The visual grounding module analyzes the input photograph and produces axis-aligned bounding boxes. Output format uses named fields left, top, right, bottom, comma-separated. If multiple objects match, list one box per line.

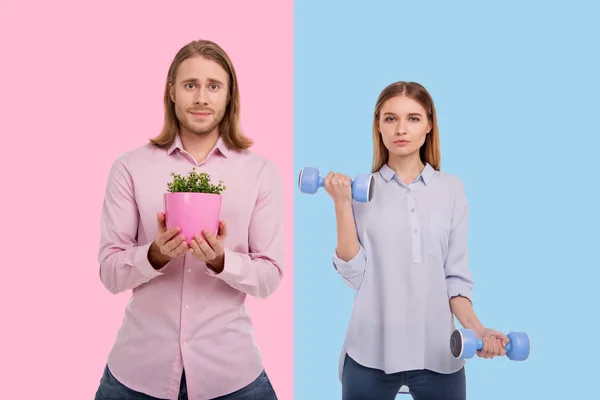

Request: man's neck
left=179, top=129, right=220, bottom=164
left=387, top=153, right=425, bottom=186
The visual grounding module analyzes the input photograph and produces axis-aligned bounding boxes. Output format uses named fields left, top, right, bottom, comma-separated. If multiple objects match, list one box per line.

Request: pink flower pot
left=163, top=192, right=223, bottom=244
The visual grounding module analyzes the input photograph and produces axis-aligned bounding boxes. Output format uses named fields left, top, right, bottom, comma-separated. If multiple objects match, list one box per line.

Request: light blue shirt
left=333, top=163, right=473, bottom=381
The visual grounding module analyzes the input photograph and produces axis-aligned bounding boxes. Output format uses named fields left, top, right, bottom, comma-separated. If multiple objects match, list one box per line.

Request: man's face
left=170, top=56, right=230, bottom=137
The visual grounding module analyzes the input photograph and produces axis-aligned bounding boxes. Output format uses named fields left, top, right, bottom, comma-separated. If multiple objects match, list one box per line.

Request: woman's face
left=378, top=95, right=431, bottom=160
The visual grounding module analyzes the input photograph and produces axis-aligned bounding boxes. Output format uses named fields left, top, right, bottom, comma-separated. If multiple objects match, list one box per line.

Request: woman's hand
left=323, top=171, right=352, bottom=206
left=473, top=326, right=510, bottom=359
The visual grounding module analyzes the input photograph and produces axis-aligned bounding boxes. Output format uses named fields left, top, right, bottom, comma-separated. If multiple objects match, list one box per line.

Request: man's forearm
left=148, top=241, right=171, bottom=270
left=449, top=295, right=483, bottom=330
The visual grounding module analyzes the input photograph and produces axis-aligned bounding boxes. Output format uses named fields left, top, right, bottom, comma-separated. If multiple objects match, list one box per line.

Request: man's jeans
left=95, top=364, right=278, bottom=400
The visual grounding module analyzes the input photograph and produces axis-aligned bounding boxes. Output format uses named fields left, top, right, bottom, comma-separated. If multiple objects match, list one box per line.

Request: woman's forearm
left=334, top=201, right=360, bottom=262
left=449, top=296, right=483, bottom=330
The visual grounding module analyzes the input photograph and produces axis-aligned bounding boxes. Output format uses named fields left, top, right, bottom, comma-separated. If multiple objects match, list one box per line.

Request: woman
left=324, top=81, right=509, bottom=400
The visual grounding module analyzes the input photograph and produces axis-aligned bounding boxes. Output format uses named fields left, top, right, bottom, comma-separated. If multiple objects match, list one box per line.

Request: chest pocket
left=428, top=213, right=450, bottom=261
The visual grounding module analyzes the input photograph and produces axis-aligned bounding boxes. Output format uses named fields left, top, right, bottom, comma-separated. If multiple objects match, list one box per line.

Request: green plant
left=166, top=168, right=226, bottom=194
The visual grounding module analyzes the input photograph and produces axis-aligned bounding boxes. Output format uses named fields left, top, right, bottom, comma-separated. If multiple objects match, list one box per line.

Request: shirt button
left=183, top=341, right=188, bottom=345
left=188, top=269, right=192, bottom=273
left=406, top=189, right=410, bottom=193
left=185, top=305, right=190, bottom=310
left=414, top=229, right=418, bottom=234
left=411, top=208, right=415, bottom=212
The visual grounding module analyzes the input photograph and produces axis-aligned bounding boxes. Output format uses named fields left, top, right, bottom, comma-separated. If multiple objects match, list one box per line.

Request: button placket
left=181, top=257, right=192, bottom=347
left=406, top=186, right=422, bottom=264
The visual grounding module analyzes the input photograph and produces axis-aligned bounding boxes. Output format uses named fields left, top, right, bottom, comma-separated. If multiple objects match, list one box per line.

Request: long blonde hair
left=371, top=81, right=440, bottom=172
left=149, top=40, right=252, bottom=151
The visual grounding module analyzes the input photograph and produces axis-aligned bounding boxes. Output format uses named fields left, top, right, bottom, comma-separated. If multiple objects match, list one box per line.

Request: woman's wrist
left=333, top=198, right=352, bottom=211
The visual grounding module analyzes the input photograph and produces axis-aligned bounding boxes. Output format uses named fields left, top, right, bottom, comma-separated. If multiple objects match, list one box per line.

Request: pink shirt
left=98, top=134, right=284, bottom=399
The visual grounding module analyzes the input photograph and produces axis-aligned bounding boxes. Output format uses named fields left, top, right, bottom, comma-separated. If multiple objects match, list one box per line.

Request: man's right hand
left=324, top=171, right=353, bottom=206
left=148, top=212, right=189, bottom=269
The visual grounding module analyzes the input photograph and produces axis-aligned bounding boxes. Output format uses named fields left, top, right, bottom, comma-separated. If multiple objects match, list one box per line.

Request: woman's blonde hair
left=149, top=40, right=252, bottom=151
left=371, top=81, right=440, bottom=172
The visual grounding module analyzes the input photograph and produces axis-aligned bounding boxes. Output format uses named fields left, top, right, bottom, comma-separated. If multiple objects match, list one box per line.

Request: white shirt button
left=188, top=269, right=192, bottom=273
left=185, top=305, right=190, bottom=310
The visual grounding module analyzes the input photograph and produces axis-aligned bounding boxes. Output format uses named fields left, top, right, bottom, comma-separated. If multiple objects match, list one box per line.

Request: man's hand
left=148, top=212, right=189, bottom=269
left=189, top=221, right=228, bottom=273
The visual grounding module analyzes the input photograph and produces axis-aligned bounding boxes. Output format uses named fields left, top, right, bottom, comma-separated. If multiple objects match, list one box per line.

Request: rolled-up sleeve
left=444, top=179, right=474, bottom=303
left=332, top=202, right=367, bottom=290
left=333, top=245, right=367, bottom=290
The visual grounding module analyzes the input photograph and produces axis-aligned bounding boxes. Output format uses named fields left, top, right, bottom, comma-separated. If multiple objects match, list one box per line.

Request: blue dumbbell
left=298, top=167, right=374, bottom=203
left=450, top=328, right=531, bottom=361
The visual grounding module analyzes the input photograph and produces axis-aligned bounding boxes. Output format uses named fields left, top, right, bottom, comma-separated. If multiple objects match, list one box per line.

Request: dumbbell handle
left=475, top=338, right=512, bottom=353
left=316, top=175, right=359, bottom=188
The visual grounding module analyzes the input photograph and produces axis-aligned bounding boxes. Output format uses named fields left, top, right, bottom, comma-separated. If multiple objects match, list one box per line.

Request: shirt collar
left=167, top=134, right=230, bottom=158
left=379, top=162, right=435, bottom=185
left=212, top=135, right=230, bottom=158
left=167, top=133, right=183, bottom=155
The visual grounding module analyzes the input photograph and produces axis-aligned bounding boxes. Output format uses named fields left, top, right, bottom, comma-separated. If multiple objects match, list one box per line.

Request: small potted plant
left=163, top=168, right=226, bottom=244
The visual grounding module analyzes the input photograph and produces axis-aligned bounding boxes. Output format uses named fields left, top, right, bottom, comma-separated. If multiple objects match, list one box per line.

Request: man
left=94, top=40, right=283, bottom=400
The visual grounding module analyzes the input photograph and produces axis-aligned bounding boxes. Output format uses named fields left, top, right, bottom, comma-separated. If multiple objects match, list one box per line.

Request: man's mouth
left=190, top=111, right=211, bottom=118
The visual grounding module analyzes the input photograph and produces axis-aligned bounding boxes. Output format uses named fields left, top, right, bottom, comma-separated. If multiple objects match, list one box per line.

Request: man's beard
left=176, top=106, right=225, bottom=136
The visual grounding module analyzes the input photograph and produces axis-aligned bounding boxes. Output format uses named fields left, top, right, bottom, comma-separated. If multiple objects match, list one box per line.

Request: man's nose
left=194, top=87, right=208, bottom=104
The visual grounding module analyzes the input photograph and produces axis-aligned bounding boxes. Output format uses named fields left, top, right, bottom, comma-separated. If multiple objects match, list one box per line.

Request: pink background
left=0, top=1, right=294, bottom=399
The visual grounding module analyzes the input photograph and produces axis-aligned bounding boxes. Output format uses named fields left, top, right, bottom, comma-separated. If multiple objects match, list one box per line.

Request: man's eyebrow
left=180, top=77, right=226, bottom=85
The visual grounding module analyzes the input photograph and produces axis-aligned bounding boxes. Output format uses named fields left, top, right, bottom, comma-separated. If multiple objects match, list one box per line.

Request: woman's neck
left=387, top=153, right=426, bottom=186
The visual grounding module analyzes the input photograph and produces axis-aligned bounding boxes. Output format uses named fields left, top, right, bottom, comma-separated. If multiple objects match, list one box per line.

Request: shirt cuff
left=205, top=248, right=244, bottom=284
left=134, top=242, right=166, bottom=280
left=448, top=287, right=473, bottom=304
left=332, top=247, right=365, bottom=273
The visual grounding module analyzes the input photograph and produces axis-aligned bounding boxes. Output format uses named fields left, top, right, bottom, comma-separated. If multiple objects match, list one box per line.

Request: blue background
left=294, top=1, right=600, bottom=398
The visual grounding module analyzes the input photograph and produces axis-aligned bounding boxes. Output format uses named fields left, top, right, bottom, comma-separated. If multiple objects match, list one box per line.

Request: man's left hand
left=189, top=221, right=228, bottom=273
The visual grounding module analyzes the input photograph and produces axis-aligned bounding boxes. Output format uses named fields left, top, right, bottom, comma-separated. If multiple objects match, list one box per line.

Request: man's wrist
left=206, top=254, right=225, bottom=274
left=148, top=241, right=171, bottom=270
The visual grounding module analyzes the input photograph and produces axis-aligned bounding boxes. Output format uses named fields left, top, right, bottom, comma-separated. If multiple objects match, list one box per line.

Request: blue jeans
left=342, top=354, right=466, bottom=400
left=95, top=364, right=278, bottom=400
